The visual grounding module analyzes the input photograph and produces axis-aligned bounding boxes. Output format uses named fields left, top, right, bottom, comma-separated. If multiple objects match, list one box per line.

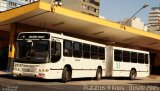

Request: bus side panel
left=105, top=46, right=113, bottom=77
left=136, top=71, right=150, bottom=77
left=112, top=62, right=131, bottom=77
left=72, top=70, right=97, bottom=78
left=111, top=48, right=150, bottom=78
left=63, top=57, right=103, bottom=78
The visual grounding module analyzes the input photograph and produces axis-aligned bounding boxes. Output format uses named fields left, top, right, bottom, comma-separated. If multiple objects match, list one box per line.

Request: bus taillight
left=38, top=73, right=45, bottom=77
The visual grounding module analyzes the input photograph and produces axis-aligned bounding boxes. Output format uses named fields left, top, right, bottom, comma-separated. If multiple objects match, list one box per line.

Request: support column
left=7, top=23, right=16, bottom=72
left=154, top=53, right=160, bottom=74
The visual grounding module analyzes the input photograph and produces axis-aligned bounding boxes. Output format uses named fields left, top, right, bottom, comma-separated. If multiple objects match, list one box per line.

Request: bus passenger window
left=51, top=42, right=61, bottom=63
left=99, top=47, right=105, bottom=60
left=131, top=52, right=137, bottom=63
left=138, top=53, right=144, bottom=64
left=114, top=50, right=122, bottom=62
left=145, top=54, right=148, bottom=64
left=63, top=40, right=72, bottom=57
left=123, top=51, right=130, bottom=62
left=83, top=44, right=90, bottom=59
left=91, top=45, right=98, bottom=59
left=73, top=42, right=82, bottom=58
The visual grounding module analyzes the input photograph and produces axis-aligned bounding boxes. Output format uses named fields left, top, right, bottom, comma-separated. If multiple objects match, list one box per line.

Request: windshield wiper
left=25, top=46, right=32, bottom=60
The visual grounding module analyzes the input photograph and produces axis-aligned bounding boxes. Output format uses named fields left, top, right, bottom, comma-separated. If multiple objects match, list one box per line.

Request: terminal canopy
left=0, top=1, right=160, bottom=51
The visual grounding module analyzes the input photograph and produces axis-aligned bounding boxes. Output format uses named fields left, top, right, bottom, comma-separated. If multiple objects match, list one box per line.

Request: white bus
left=105, top=46, right=150, bottom=80
left=13, top=32, right=150, bottom=82
left=13, top=32, right=106, bottom=82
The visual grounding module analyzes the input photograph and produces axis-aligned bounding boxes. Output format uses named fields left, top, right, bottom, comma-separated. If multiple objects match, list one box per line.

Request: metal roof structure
left=1, top=1, right=160, bottom=51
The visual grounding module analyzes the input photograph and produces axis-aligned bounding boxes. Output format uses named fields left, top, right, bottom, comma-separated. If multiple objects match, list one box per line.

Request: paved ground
left=0, top=71, right=160, bottom=91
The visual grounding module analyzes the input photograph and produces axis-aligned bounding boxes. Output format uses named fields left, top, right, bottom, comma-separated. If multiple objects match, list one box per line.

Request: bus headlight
left=39, top=69, right=41, bottom=72
left=14, top=64, right=18, bottom=67
left=38, top=69, right=49, bottom=72
left=19, top=64, right=23, bottom=67
left=14, top=64, right=23, bottom=67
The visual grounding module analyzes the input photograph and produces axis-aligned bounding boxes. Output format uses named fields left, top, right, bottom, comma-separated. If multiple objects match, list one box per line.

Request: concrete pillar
left=154, top=53, right=160, bottom=74
left=7, top=23, right=16, bottom=72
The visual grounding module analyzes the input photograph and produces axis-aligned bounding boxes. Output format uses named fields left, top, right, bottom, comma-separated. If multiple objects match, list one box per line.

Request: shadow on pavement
left=103, top=77, right=142, bottom=80
left=130, top=83, right=160, bottom=87
left=0, top=74, right=142, bottom=83
left=0, top=74, right=61, bottom=82
left=0, top=74, right=93, bottom=83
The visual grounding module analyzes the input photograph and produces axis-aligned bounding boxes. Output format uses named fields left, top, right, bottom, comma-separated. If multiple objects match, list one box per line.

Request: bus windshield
left=32, top=40, right=49, bottom=52
left=15, top=40, right=50, bottom=63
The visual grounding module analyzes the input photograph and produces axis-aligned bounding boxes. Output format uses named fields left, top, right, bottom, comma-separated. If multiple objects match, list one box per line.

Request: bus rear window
left=145, top=54, right=149, bottom=64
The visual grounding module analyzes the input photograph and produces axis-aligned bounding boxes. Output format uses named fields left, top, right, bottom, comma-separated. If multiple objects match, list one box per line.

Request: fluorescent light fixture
left=52, top=22, right=65, bottom=27
left=53, top=0, right=62, bottom=6
left=93, top=31, right=104, bottom=35
left=123, top=38, right=134, bottom=41
left=148, top=42, right=158, bottom=45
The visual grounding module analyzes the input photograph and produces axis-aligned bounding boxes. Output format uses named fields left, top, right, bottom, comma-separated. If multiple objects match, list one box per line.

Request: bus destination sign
left=18, top=33, right=50, bottom=39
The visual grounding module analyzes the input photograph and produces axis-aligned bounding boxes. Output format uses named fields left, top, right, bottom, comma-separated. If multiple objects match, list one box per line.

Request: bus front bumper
left=12, top=70, right=48, bottom=79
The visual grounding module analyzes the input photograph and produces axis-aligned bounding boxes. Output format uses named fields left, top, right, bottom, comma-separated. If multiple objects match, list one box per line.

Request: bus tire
left=96, top=68, right=102, bottom=80
left=129, top=69, right=136, bottom=80
left=62, top=67, right=71, bottom=83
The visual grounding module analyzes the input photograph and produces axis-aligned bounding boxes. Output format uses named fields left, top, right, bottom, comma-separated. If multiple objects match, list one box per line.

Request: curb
left=147, top=75, right=160, bottom=80
left=0, top=71, right=11, bottom=75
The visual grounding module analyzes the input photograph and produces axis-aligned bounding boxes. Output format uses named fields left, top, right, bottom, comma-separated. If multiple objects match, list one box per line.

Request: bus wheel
left=96, top=68, right=102, bottom=80
left=129, top=69, right=136, bottom=80
left=62, top=67, right=71, bottom=83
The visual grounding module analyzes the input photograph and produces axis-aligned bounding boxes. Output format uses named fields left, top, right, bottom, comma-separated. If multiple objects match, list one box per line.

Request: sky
left=100, top=0, right=159, bottom=24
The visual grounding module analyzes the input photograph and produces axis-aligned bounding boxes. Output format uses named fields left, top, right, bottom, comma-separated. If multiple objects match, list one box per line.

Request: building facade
left=0, top=0, right=37, bottom=12
left=148, top=7, right=160, bottom=33
left=118, top=17, right=145, bottom=30
left=63, top=0, right=100, bottom=17
left=1, top=0, right=100, bottom=17
left=44, top=0, right=100, bottom=17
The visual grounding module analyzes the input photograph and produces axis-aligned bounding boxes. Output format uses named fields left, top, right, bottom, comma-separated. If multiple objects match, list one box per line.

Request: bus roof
left=113, top=46, right=149, bottom=53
